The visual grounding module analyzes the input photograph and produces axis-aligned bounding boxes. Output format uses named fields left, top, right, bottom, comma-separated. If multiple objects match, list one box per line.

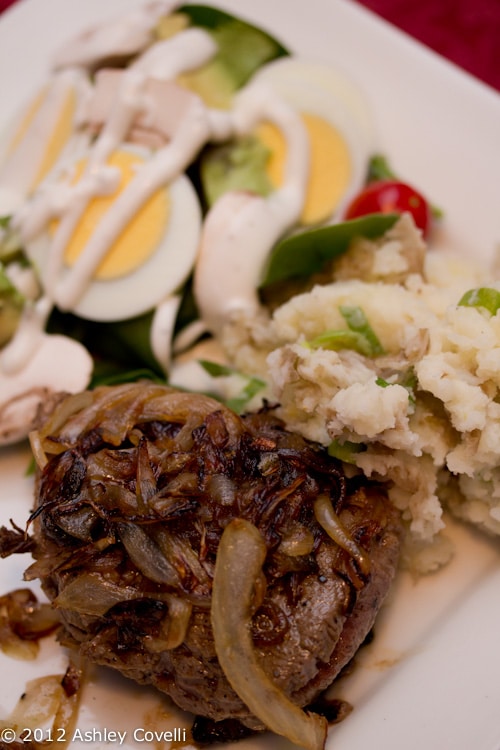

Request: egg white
left=26, top=146, right=202, bottom=323
left=0, top=70, right=90, bottom=215
left=253, top=57, right=375, bottom=218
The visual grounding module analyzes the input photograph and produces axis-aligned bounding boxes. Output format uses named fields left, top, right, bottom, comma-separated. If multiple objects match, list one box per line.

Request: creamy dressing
left=194, top=81, right=310, bottom=332
left=52, top=1, right=180, bottom=70
left=0, top=69, right=90, bottom=214
left=1, top=8, right=312, bottom=388
left=2, top=27, right=219, bottom=374
left=150, top=293, right=182, bottom=372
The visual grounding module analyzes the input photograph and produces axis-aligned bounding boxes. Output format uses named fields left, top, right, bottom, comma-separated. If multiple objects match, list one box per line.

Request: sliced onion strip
left=54, top=573, right=140, bottom=616
left=29, top=429, right=49, bottom=470
left=314, top=494, right=371, bottom=578
left=145, top=595, right=192, bottom=652
left=2, top=665, right=82, bottom=749
left=211, top=518, right=327, bottom=750
left=117, top=522, right=181, bottom=587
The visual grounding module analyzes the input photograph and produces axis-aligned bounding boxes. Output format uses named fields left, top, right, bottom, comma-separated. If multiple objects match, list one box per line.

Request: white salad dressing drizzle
left=193, top=81, right=310, bottom=333
left=150, top=294, right=182, bottom=372
left=0, top=69, right=90, bottom=215
left=52, top=32, right=219, bottom=312
left=52, top=1, right=181, bottom=70
left=1, top=28, right=219, bottom=375
left=1, top=10, right=313, bottom=382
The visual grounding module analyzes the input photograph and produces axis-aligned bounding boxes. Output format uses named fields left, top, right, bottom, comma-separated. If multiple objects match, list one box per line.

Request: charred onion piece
left=0, top=588, right=60, bottom=660
left=53, top=573, right=140, bottom=616
left=3, top=663, right=83, bottom=748
left=211, top=518, right=328, bottom=750
left=314, top=494, right=371, bottom=579
left=145, top=595, right=193, bottom=652
left=117, top=522, right=182, bottom=587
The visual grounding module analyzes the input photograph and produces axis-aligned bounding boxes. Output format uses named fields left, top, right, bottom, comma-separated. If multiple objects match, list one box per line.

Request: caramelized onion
left=145, top=595, right=192, bottom=652
left=54, top=573, right=140, bottom=616
left=205, top=474, right=236, bottom=506
left=29, top=390, right=94, bottom=467
left=279, top=523, right=315, bottom=557
left=314, top=494, right=371, bottom=578
left=16, top=383, right=383, bottom=738
left=0, top=663, right=82, bottom=748
left=211, top=518, right=327, bottom=750
left=117, top=522, right=181, bottom=587
left=154, top=527, right=211, bottom=594
left=0, top=589, right=60, bottom=660
left=29, top=428, right=49, bottom=471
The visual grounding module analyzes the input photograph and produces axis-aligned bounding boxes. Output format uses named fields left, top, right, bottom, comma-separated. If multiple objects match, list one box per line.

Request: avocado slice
left=0, top=265, right=24, bottom=348
left=200, top=135, right=274, bottom=207
left=157, top=5, right=289, bottom=108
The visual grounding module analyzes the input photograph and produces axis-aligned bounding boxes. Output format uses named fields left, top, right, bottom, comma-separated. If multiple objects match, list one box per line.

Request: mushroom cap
left=0, top=333, right=93, bottom=445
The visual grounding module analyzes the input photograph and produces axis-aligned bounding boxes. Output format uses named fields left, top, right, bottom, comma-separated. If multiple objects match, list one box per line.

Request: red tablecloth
left=356, top=0, right=500, bottom=92
left=0, top=0, right=499, bottom=92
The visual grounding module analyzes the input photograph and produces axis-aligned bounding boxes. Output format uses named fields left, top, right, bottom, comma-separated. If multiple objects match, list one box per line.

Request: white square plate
left=1, top=2, right=500, bottom=748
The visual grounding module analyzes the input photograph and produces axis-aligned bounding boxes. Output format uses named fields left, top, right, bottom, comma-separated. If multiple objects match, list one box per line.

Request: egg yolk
left=8, top=85, right=77, bottom=191
left=7, top=88, right=47, bottom=153
left=62, top=150, right=170, bottom=280
left=255, top=113, right=352, bottom=225
left=34, top=89, right=77, bottom=189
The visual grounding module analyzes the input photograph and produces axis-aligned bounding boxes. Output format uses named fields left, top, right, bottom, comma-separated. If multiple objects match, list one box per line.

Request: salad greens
left=260, top=213, right=399, bottom=287
left=0, top=1, right=413, bottom=432
left=327, top=438, right=366, bottom=464
left=157, top=5, right=289, bottom=108
left=0, top=215, right=23, bottom=264
left=0, top=265, right=24, bottom=347
left=179, top=4, right=289, bottom=86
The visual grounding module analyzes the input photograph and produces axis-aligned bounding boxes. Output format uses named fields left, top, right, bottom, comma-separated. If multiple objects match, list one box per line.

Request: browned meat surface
left=19, top=383, right=403, bottom=732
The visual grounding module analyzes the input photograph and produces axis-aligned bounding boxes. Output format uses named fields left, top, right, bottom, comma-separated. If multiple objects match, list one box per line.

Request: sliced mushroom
left=0, top=333, right=93, bottom=445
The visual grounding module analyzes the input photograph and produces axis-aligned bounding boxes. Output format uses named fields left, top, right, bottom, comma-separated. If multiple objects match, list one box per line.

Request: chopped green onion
left=400, top=368, right=418, bottom=405
left=226, top=377, right=266, bottom=414
left=307, top=329, right=375, bottom=357
left=339, top=305, right=384, bottom=355
left=376, top=369, right=417, bottom=405
left=199, top=360, right=266, bottom=414
left=307, top=305, right=384, bottom=357
left=328, top=439, right=366, bottom=464
left=198, top=360, right=234, bottom=377
left=458, top=287, right=500, bottom=316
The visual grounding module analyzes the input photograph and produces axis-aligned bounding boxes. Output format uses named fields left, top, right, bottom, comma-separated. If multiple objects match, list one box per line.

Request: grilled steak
left=21, top=383, right=403, bottom=733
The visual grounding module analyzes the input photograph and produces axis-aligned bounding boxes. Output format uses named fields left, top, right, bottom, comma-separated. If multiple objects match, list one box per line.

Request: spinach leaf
left=260, top=213, right=399, bottom=287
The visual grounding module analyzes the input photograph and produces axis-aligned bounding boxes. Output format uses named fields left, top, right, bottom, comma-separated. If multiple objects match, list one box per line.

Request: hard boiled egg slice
left=251, top=57, right=375, bottom=224
left=0, top=70, right=89, bottom=214
left=26, top=144, right=201, bottom=322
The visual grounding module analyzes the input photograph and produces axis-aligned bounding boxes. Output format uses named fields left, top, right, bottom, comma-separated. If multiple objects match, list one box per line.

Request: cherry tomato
left=344, top=180, right=432, bottom=237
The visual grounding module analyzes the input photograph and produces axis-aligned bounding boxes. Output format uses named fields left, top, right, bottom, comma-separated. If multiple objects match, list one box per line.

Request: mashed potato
left=221, top=215, right=500, bottom=571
